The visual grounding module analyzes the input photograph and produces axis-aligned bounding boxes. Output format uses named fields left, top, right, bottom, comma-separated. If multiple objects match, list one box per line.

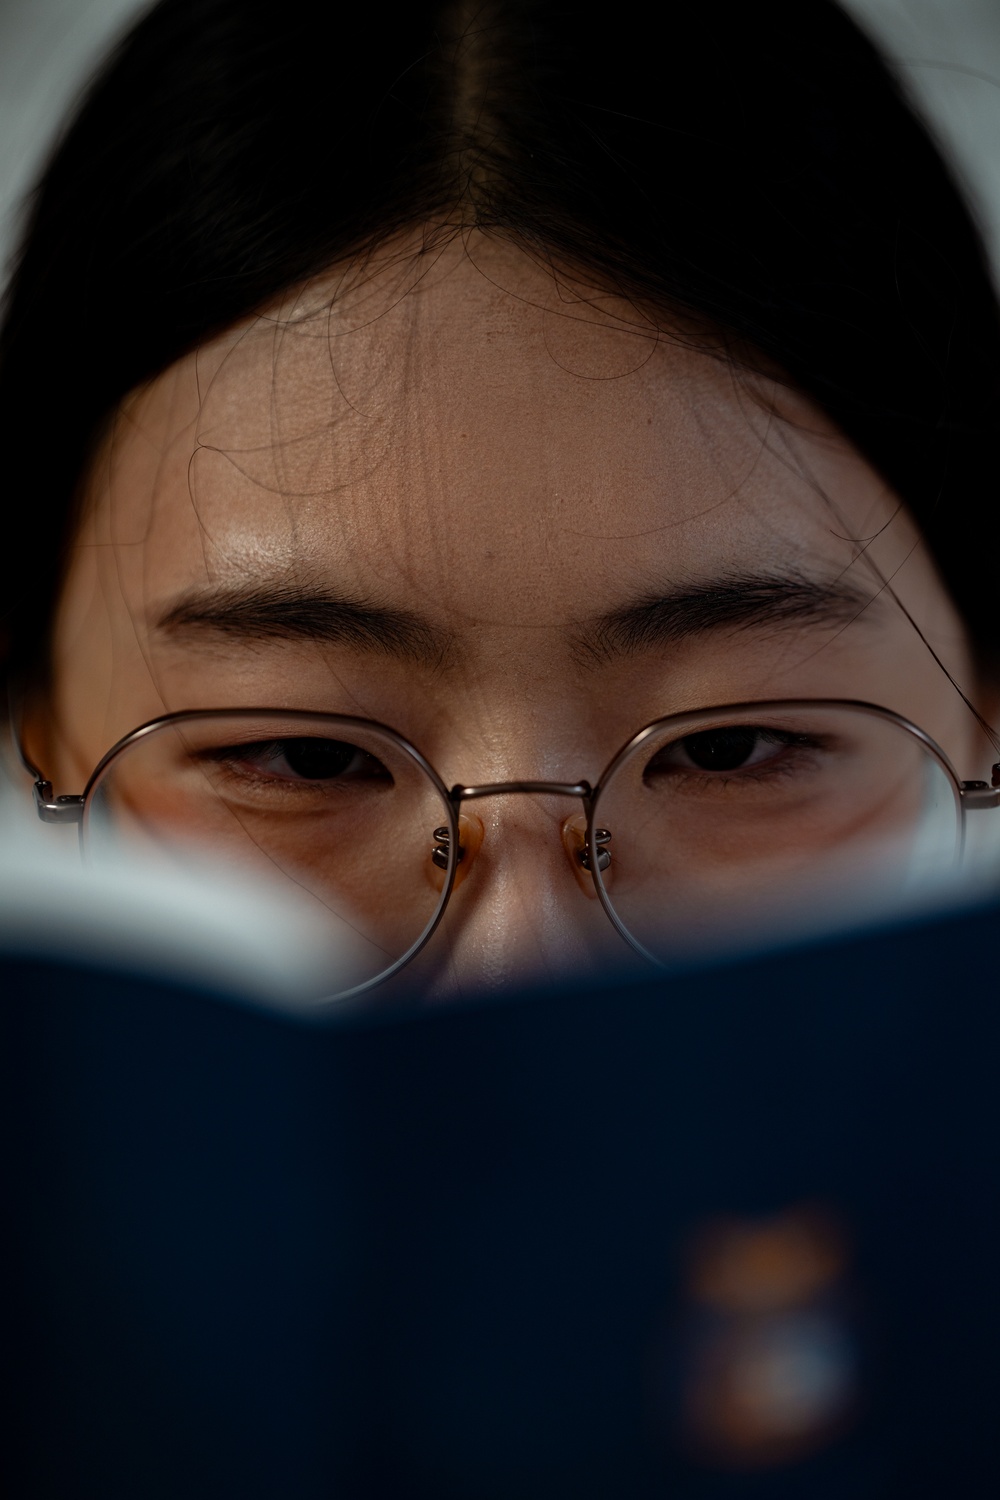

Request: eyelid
left=657, top=725, right=813, bottom=754
left=643, top=725, right=826, bottom=782
left=205, top=737, right=392, bottom=782
left=195, top=735, right=356, bottom=758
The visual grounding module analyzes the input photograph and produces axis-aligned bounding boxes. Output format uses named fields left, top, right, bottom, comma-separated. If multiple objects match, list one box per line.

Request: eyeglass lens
left=83, top=705, right=962, bottom=996
left=85, top=714, right=456, bottom=996
left=590, top=704, right=961, bottom=962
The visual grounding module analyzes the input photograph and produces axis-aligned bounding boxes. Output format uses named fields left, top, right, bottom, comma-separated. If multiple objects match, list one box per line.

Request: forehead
left=91, top=232, right=900, bottom=618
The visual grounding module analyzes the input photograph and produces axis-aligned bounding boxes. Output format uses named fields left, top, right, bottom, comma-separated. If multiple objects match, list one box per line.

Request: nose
left=406, top=791, right=644, bottom=1001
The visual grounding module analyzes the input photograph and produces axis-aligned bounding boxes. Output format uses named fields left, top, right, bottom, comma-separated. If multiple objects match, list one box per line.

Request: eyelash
left=193, top=738, right=390, bottom=791
left=644, top=730, right=828, bottom=795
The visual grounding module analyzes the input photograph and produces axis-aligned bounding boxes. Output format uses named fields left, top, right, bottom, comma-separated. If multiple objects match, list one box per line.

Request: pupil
left=281, top=738, right=354, bottom=779
left=682, top=727, right=759, bottom=771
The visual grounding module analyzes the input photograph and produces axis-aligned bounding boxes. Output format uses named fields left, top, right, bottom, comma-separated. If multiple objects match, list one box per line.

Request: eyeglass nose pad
left=429, top=813, right=484, bottom=891
left=561, top=814, right=611, bottom=899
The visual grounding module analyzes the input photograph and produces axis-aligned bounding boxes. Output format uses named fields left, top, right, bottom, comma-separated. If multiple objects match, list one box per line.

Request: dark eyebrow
left=156, top=582, right=454, bottom=666
left=575, top=571, right=879, bottom=664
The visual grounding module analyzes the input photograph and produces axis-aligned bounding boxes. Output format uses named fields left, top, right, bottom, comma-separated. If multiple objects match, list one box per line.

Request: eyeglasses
left=25, top=698, right=1000, bottom=1001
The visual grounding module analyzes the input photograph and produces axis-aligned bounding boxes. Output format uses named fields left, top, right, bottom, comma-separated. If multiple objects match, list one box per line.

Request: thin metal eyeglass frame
left=20, top=698, right=1000, bottom=999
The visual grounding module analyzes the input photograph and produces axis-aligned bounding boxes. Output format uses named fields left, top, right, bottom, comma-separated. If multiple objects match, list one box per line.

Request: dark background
left=0, top=1, right=997, bottom=292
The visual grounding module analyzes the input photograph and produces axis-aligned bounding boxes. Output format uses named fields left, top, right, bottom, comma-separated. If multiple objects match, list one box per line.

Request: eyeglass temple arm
left=25, top=758, right=1000, bottom=823
left=959, top=780, right=1000, bottom=810
left=33, top=782, right=85, bottom=824
left=3, top=679, right=86, bottom=824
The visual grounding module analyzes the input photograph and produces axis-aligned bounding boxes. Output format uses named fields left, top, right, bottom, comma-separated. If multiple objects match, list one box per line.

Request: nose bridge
left=415, top=780, right=627, bottom=999
left=447, top=779, right=595, bottom=899
left=445, top=780, right=594, bottom=873
left=446, top=781, right=593, bottom=895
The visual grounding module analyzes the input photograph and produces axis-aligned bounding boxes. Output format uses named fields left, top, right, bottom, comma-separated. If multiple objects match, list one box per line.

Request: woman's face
left=28, top=233, right=996, bottom=995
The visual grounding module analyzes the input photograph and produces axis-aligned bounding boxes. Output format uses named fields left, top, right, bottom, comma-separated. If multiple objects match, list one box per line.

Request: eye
left=206, top=737, right=392, bottom=784
left=645, top=725, right=807, bottom=779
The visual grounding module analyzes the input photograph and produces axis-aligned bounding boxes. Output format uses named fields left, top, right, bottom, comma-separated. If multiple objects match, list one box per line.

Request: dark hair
left=2, top=0, right=999, bottom=683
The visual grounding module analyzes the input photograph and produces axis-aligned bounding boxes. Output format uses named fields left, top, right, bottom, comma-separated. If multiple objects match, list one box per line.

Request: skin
left=24, top=230, right=1000, bottom=997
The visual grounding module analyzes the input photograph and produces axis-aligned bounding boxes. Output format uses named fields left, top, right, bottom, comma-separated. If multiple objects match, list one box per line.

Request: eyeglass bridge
left=431, top=821, right=611, bottom=871
left=429, top=780, right=611, bottom=873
